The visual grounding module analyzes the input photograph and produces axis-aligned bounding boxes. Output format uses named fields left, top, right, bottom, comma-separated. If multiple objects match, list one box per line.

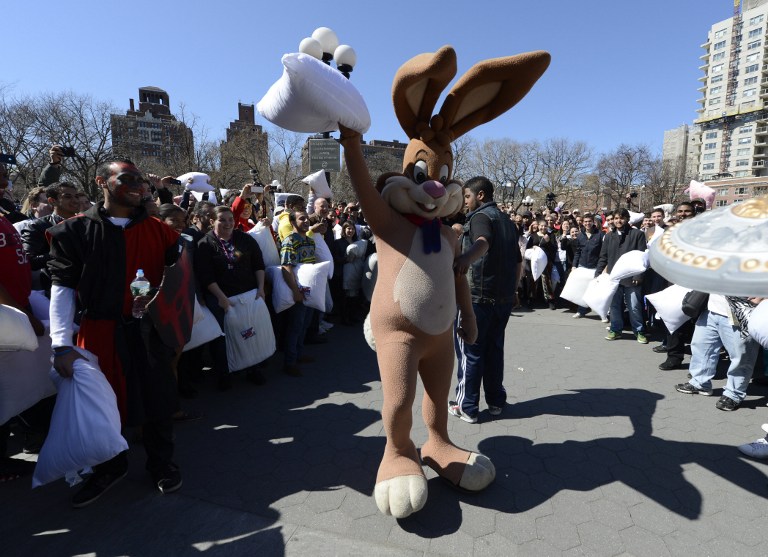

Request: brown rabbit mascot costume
left=339, top=46, right=550, bottom=518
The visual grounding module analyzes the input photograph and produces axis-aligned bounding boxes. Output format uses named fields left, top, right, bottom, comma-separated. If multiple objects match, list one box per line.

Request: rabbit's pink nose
left=423, top=180, right=446, bottom=199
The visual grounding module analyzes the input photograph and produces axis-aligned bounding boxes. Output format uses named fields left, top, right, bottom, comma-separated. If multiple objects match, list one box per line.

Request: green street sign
left=309, top=138, right=341, bottom=172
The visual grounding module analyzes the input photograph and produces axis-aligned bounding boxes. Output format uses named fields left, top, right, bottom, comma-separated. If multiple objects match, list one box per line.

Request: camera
left=60, top=146, right=76, bottom=157
left=167, top=178, right=182, bottom=186
left=0, top=153, right=17, bottom=165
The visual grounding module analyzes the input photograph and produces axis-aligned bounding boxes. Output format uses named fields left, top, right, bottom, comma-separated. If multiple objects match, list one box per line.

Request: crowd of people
left=1, top=145, right=766, bottom=510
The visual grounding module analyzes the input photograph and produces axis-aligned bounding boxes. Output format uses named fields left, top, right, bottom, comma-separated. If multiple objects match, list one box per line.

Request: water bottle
left=130, top=269, right=151, bottom=318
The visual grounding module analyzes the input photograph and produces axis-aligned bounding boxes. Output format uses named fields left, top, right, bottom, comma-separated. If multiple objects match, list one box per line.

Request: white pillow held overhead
left=257, top=52, right=371, bottom=134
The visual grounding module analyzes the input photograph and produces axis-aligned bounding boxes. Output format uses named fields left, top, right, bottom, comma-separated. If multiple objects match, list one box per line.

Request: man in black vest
left=450, top=177, right=522, bottom=424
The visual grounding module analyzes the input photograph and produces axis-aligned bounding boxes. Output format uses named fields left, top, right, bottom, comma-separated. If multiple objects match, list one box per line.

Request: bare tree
left=464, top=138, right=545, bottom=211
left=537, top=138, right=593, bottom=211
left=595, top=144, right=657, bottom=211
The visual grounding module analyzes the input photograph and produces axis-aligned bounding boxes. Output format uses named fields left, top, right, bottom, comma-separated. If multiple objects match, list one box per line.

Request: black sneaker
left=153, top=463, right=182, bottom=494
left=72, top=469, right=128, bottom=508
left=659, top=359, right=683, bottom=371
left=652, top=345, right=668, bottom=353
left=716, top=395, right=740, bottom=412
left=675, top=382, right=713, bottom=396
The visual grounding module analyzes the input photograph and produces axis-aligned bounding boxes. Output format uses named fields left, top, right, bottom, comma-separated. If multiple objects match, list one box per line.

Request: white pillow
left=257, top=52, right=371, bottom=134
left=0, top=305, right=38, bottom=352
left=525, top=246, right=548, bottom=282
left=312, top=233, right=335, bottom=280
left=33, top=349, right=128, bottom=488
left=749, top=301, right=768, bottom=350
left=296, top=261, right=331, bottom=312
left=646, top=285, right=691, bottom=335
left=177, top=172, right=215, bottom=193
left=29, top=290, right=50, bottom=321
left=346, top=239, right=368, bottom=259
left=248, top=222, right=281, bottom=268
left=303, top=170, right=332, bottom=199
left=559, top=267, right=594, bottom=307
left=267, top=266, right=295, bottom=314
left=582, top=274, right=619, bottom=321
left=629, top=211, right=645, bottom=226
left=362, top=252, right=378, bottom=302
left=610, top=250, right=649, bottom=281
left=0, top=327, right=57, bottom=425
left=183, top=304, right=224, bottom=352
left=267, top=262, right=331, bottom=313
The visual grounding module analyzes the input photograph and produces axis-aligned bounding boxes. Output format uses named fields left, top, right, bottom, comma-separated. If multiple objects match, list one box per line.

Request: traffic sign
left=309, top=138, right=341, bottom=172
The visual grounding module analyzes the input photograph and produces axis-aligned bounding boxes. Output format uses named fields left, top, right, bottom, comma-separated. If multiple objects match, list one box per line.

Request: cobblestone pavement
left=3, top=307, right=768, bottom=556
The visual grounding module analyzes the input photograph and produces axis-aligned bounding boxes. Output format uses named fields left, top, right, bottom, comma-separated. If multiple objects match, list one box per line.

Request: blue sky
left=4, top=0, right=732, bottom=156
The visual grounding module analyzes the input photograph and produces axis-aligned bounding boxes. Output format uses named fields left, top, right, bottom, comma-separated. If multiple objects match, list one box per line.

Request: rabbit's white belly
left=393, top=234, right=456, bottom=334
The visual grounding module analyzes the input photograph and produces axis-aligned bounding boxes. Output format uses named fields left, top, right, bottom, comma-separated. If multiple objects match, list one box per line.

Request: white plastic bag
left=582, top=274, right=619, bottom=321
left=33, top=349, right=128, bottom=488
left=247, top=222, right=280, bottom=268
left=559, top=267, right=594, bottom=307
left=749, top=301, right=768, bottom=349
left=646, top=284, right=692, bottom=335
left=0, top=305, right=38, bottom=352
left=183, top=303, right=224, bottom=352
left=0, top=327, right=57, bottom=425
left=222, top=290, right=276, bottom=372
left=610, top=250, right=649, bottom=282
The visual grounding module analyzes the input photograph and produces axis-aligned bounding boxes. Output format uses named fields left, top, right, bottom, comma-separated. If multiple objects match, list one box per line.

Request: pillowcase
left=582, top=274, right=619, bottom=321
left=303, top=169, right=332, bottom=199
left=257, top=52, right=371, bottom=134
left=267, top=262, right=331, bottom=313
left=559, top=267, right=594, bottom=307
left=0, top=305, right=38, bottom=352
left=248, top=222, right=281, bottom=268
left=646, top=285, right=691, bottom=334
left=33, top=349, right=128, bottom=488
left=177, top=172, right=215, bottom=193
left=749, top=301, right=768, bottom=349
left=610, top=250, right=649, bottom=281
left=524, top=246, right=548, bottom=281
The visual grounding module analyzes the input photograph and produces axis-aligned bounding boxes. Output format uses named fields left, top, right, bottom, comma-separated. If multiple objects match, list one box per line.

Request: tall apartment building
left=662, top=124, right=700, bottom=186
left=220, top=102, right=269, bottom=187
left=111, top=86, right=193, bottom=168
left=695, top=0, right=768, bottom=182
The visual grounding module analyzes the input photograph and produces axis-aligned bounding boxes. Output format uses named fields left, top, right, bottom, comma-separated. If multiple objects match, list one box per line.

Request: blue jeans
left=454, top=302, right=513, bottom=418
left=688, top=311, right=759, bottom=402
left=283, top=303, right=313, bottom=366
left=609, top=284, right=644, bottom=335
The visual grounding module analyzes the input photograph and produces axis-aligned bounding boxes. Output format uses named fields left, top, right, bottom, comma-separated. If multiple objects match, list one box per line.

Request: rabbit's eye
left=413, top=161, right=429, bottom=184
left=439, top=165, right=449, bottom=184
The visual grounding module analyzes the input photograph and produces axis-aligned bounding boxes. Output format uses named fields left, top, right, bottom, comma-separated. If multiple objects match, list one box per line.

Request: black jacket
left=595, top=226, right=647, bottom=286
left=572, top=227, right=605, bottom=270
left=21, top=213, right=66, bottom=271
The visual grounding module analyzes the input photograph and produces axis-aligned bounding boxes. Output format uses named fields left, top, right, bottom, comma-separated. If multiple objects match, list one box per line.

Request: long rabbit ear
left=392, top=45, right=457, bottom=140
left=439, top=50, right=551, bottom=141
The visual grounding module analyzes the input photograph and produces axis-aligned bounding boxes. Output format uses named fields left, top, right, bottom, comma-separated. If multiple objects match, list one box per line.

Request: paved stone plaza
left=3, top=307, right=768, bottom=556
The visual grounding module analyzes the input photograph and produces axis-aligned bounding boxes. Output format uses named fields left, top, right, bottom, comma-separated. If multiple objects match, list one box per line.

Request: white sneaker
left=320, top=320, right=334, bottom=330
left=601, top=317, right=609, bottom=323
left=448, top=401, right=477, bottom=424
left=572, top=313, right=584, bottom=319
left=738, top=437, right=768, bottom=459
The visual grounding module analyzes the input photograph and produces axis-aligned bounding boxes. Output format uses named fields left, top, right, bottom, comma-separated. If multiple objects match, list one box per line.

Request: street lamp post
left=299, top=27, right=357, bottom=191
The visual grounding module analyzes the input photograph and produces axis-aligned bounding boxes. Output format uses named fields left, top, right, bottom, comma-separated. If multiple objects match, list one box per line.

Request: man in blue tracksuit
left=450, top=176, right=522, bottom=424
